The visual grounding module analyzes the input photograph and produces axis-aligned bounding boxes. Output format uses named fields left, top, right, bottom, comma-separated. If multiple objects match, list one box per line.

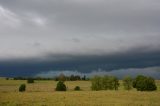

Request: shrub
left=133, top=75, right=157, bottom=91
left=74, top=86, right=81, bottom=91
left=27, top=78, right=34, bottom=83
left=19, top=84, right=26, bottom=92
left=123, top=76, right=133, bottom=90
left=55, top=81, right=67, bottom=91
left=6, top=77, right=9, bottom=80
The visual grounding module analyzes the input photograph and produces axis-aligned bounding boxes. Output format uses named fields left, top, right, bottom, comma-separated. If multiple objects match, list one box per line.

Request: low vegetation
left=19, top=84, right=26, bottom=92
left=55, top=81, right=67, bottom=91
left=133, top=75, right=157, bottom=91
left=123, top=76, right=133, bottom=90
left=74, top=86, right=81, bottom=91
left=0, top=75, right=159, bottom=106
left=91, top=75, right=119, bottom=91
left=27, top=78, right=34, bottom=83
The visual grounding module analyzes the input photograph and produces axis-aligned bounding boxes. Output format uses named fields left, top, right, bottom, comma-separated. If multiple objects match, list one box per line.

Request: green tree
left=133, top=75, right=157, bottom=91
left=91, top=76, right=102, bottom=91
left=112, top=76, right=119, bottom=90
left=101, top=75, right=110, bottom=90
left=55, top=81, right=67, bottom=91
left=82, top=75, right=86, bottom=80
left=91, top=75, right=119, bottom=91
left=123, top=76, right=133, bottom=90
left=133, top=75, right=145, bottom=88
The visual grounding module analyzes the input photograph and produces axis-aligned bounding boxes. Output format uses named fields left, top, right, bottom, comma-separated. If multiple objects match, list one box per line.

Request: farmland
left=0, top=79, right=160, bottom=106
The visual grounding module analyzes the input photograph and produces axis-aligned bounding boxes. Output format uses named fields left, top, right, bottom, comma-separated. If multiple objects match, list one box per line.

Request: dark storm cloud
left=0, top=47, right=160, bottom=77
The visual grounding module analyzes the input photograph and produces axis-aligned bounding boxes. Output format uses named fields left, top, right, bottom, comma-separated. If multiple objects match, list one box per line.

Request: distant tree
left=91, top=76, right=102, bottom=91
left=112, top=76, right=119, bottom=90
left=123, top=76, right=133, bottom=90
left=54, top=77, right=59, bottom=81
left=70, top=75, right=75, bottom=81
left=82, top=75, right=86, bottom=80
left=14, top=77, right=26, bottom=80
left=69, top=75, right=81, bottom=81
left=101, top=75, right=110, bottom=90
left=75, top=75, right=81, bottom=80
left=74, top=86, right=81, bottom=91
left=19, top=84, right=26, bottom=92
left=6, top=77, right=9, bottom=80
left=133, top=75, right=157, bottom=91
left=55, top=81, right=67, bottom=91
left=58, top=73, right=66, bottom=81
left=27, top=78, right=34, bottom=83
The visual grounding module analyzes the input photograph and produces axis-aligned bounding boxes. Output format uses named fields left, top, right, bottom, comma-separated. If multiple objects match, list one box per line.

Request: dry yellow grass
left=0, top=79, right=160, bottom=106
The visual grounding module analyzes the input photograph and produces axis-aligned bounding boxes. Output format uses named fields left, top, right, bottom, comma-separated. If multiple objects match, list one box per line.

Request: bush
left=27, top=78, right=34, bottom=83
left=74, top=86, right=81, bottom=91
left=123, top=76, right=133, bottom=90
left=6, top=77, right=9, bottom=80
left=55, top=81, right=67, bottom=91
left=133, top=75, right=157, bottom=91
left=19, top=84, right=26, bottom=92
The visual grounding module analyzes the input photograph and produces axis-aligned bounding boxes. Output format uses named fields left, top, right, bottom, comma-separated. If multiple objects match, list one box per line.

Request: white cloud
left=32, top=17, right=46, bottom=26
left=25, top=13, right=47, bottom=27
left=0, top=5, right=21, bottom=28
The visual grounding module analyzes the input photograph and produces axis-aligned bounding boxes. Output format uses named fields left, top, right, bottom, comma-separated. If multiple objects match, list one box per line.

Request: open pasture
left=0, top=79, right=160, bottom=106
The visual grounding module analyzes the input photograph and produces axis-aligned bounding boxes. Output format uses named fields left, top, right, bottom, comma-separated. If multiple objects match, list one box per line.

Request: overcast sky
left=0, top=0, right=160, bottom=77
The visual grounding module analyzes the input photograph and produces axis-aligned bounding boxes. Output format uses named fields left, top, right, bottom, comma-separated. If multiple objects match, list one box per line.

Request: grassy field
left=0, top=79, right=160, bottom=106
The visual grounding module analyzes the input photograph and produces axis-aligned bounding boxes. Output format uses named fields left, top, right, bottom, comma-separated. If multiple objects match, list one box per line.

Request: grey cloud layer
left=0, top=0, right=160, bottom=60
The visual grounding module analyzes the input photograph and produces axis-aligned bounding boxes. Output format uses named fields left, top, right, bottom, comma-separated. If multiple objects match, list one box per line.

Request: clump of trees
left=55, top=81, right=67, bottom=91
left=27, top=78, right=34, bottom=83
left=55, top=74, right=87, bottom=81
left=14, top=77, right=54, bottom=80
left=91, top=75, right=157, bottom=91
left=70, top=75, right=81, bottom=81
left=19, top=84, right=26, bottom=92
left=133, top=75, right=157, bottom=91
left=13, top=74, right=88, bottom=81
left=91, top=75, right=119, bottom=91
left=123, top=76, right=133, bottom=90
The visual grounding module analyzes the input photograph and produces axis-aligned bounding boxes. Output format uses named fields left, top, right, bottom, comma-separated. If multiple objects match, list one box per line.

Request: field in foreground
left=0, top=79, right=160, bottom=106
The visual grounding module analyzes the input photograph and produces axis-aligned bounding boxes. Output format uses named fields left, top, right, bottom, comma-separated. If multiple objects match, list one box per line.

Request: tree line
left=91, top=75, right=157, bottom=91
left=18, top=75, right=157, bottom=92
left=13, top=74, right=87, bottom=81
